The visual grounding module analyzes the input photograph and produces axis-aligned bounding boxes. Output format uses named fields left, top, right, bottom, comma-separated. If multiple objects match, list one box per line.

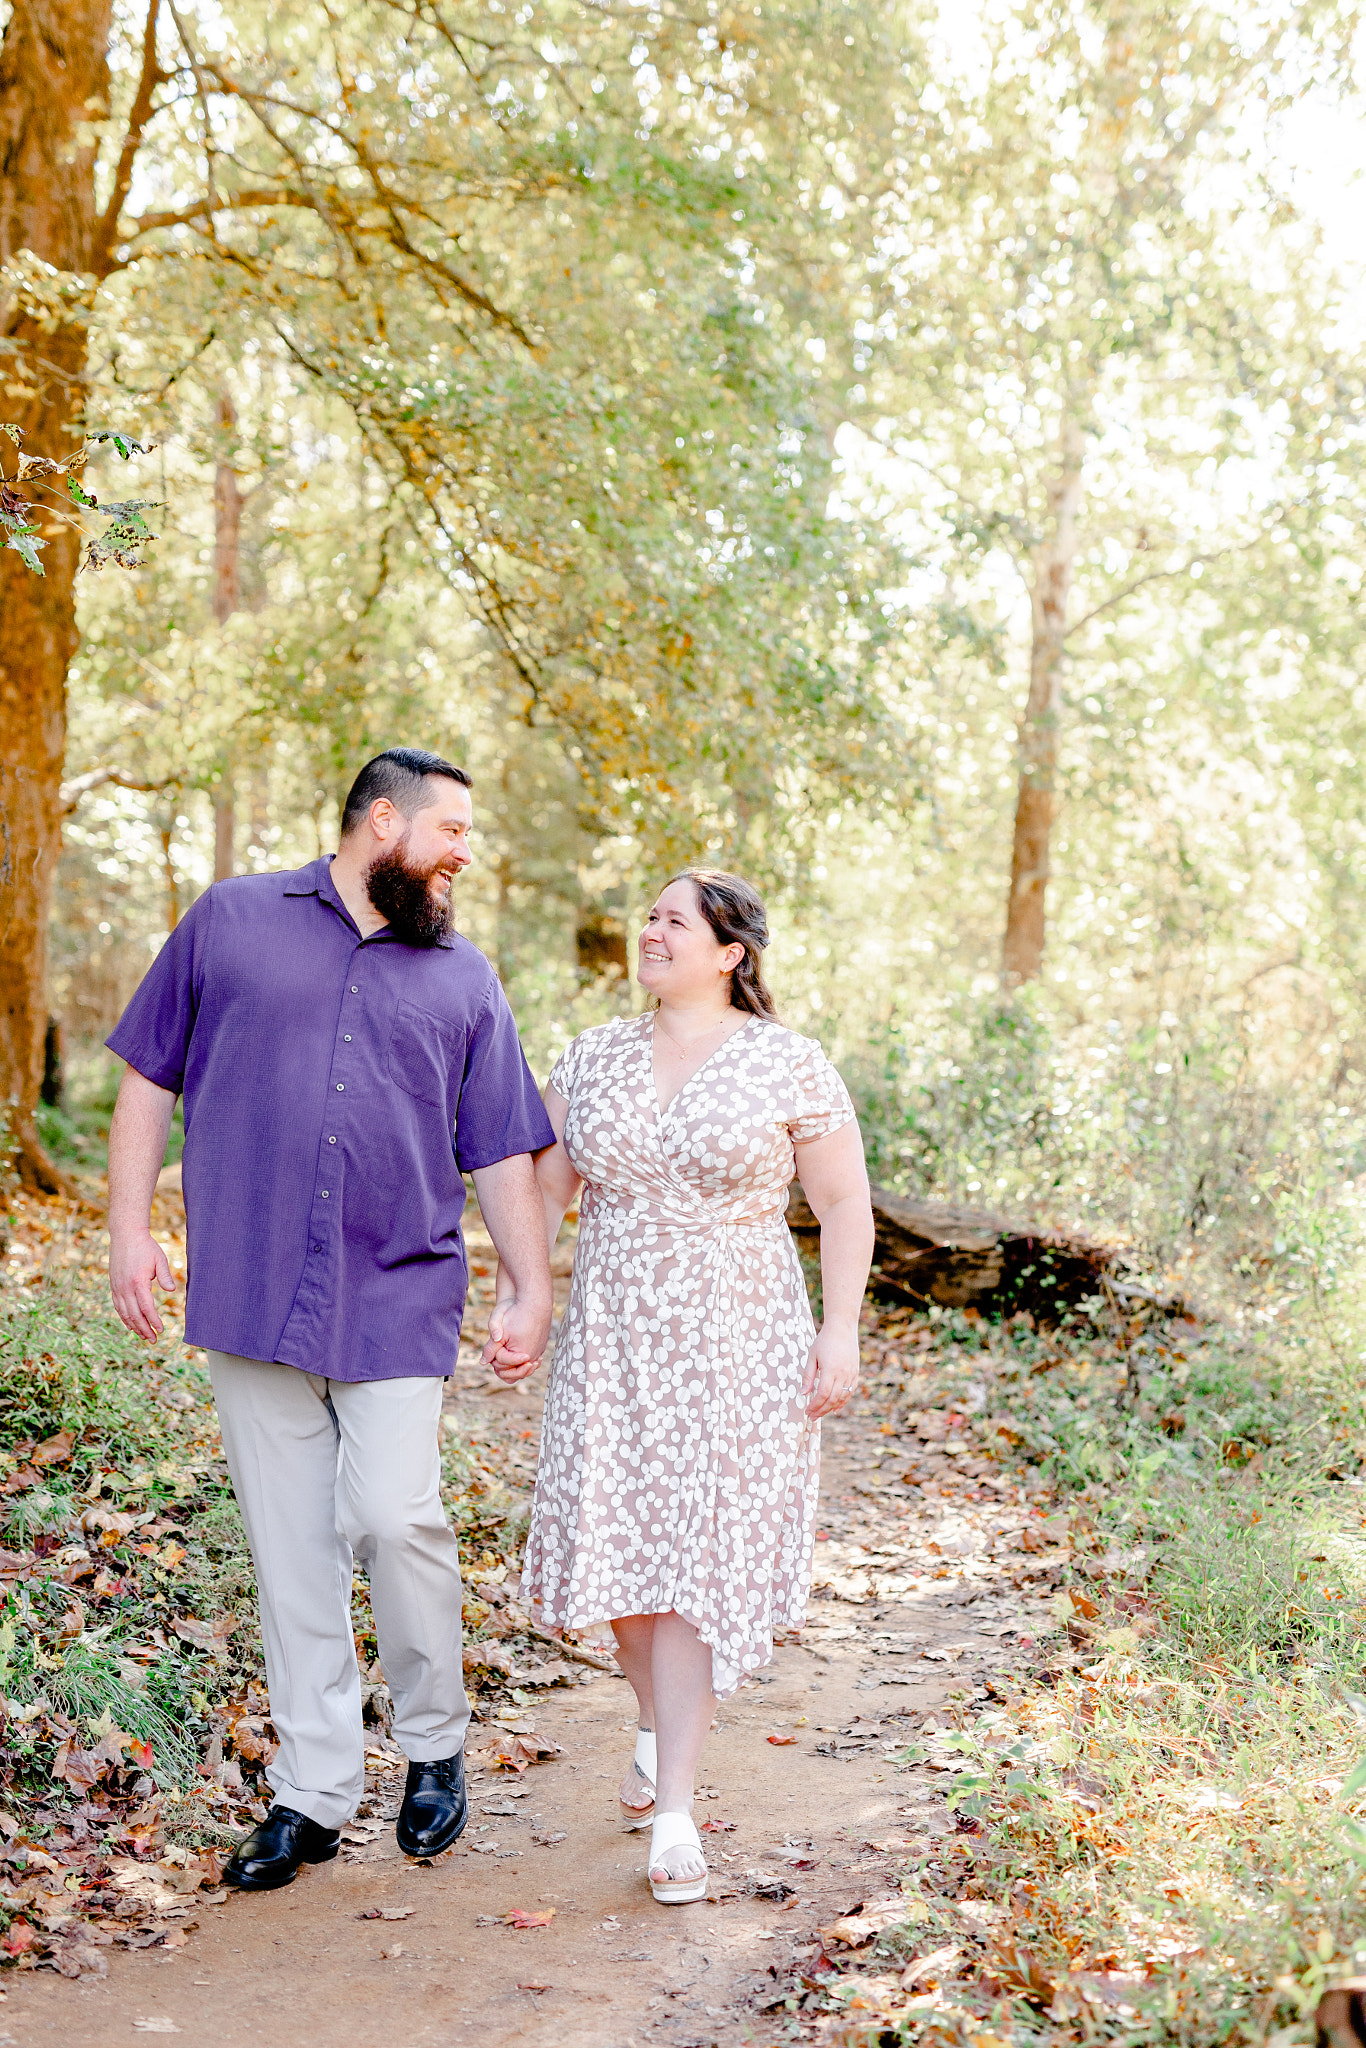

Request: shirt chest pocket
left=386, top=999, right=465, bottom=1110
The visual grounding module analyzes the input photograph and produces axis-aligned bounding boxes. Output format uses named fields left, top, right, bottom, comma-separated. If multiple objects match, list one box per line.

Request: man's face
left=363, top=778, right=474, bottom=946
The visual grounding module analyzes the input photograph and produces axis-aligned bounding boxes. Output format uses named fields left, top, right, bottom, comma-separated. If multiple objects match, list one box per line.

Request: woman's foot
left=648, top=1812, right=708, bottom=1904
left=619, top=1727, right=656, bottom=1830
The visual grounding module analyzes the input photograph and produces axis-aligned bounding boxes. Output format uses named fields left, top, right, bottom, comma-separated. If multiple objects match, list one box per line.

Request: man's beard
left=363, top=837, right=455, bottom=947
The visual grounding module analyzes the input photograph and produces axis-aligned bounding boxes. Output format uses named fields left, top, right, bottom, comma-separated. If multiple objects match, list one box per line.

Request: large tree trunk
left=1001, top=413, right=1085, bottom=988
left=0, top=0, right=113, bottom=1191
left=212, top=392, right=242, bottom=881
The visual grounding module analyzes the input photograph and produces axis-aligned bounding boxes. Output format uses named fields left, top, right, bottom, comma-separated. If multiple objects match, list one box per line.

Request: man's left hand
left=482, top=1295, right=553, bottom=1383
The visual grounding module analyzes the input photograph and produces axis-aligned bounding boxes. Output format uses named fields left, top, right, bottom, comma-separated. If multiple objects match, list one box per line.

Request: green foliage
left=848, top=988, right=1366, bottom=1277
left=0, top=1278, right=204, bottom=1472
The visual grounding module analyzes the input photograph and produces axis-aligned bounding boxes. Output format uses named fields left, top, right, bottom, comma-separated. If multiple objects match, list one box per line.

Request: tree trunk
left=1001, top=413, right=1085, bottom=988
left=211, top=392, right=242, bottom=881
left=0, top=0, right=113, bottom=1192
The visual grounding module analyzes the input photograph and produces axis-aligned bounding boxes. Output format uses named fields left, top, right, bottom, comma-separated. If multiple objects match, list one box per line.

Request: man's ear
left=368, top=796, right=401, bottom=841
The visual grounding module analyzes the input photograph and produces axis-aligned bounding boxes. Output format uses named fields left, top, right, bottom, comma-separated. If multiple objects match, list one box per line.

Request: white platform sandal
left=648, top=1811, right=708, bottom=1905
left=619, top=1728, right=656, bottom=1831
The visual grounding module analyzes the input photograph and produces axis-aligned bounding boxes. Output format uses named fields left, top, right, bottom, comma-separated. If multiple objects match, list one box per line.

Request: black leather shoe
left=223, top=1805, right=340, bottom=1891
left=396, top=1752, right=467, bottom=1859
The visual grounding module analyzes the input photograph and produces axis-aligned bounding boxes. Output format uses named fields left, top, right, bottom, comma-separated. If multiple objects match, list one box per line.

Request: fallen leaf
left=51, top=1743, right=108, bottom=1791
left=486, top=1731, right=563, bottom=1774
left=31, top=1430, right=75, bottom=1469
left=902, top=1944, right=966, bottom=1989
left=517, top=1979, right=550, bottom=1992
left=358, top=1906, right=415, bottom=1921
left=132, top=2022, right=180, bottom=2036
left=463, top=1642, right=514, bottom=1676
left=173, top=1615, right=236, bottom=1653
left=229, top=1714, right=275, bottom=1765
left=503, top=1908, right=555, bottom=1929
left=767, top=1734, right=799, bottom=1746
left=380, top=1943, right=408, bottom=1959
left=818, top=1897, right=915, bottom=1948
left=2, top=1920, right=35, bottom=1956
left=699, top=1818, right=737, bottom=1834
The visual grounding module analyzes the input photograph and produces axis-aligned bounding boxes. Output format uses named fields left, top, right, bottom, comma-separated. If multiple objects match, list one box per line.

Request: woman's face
left=638, top=880, right=743, bottom=1003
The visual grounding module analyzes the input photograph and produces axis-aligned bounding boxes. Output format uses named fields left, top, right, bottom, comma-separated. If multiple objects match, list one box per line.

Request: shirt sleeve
left=105, top=890, right=214, bottom=1093
left=787, top=1034, right=857, bottom=1145
left=454, top=979, right=557, bottom=1171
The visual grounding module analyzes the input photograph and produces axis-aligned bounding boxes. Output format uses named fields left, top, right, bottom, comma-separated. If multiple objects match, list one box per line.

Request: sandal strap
left=634, top=1729, right=657, bottom=1784
left=650, top=1810, right=702, bottom=1861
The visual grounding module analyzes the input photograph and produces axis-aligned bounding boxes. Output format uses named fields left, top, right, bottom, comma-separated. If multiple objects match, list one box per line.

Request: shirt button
left=328, top=1136, right=337, bottom=1145
left=320, top=1190, right=330, bottom=1199
left=350, top=985, right=359, bottom=993
left=343, top=1034, right=352, bottom=1042
left=336, top=1083, right=345, bottom=1091
left=312, top=1242, right=323, bottom=1253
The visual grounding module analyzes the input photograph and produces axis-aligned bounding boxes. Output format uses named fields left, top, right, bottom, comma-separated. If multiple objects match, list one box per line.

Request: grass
left=814, top=1292, right=1366, bottom=2048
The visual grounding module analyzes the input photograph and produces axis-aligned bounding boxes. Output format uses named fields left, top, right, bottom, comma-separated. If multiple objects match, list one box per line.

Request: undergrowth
left=826, top=1289, right=1366, bottom=2048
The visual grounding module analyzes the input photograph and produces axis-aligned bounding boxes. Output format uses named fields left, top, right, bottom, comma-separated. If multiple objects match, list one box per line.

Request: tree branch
left=1063, top=542, right=1254, bottom=640
left=127, top=188, right=296, bottom=236
left=92, top=0, right=164, bottom=278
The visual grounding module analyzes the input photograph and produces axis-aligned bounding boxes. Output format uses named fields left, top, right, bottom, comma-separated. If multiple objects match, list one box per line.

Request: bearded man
left=106, top=749, right=554, bottom=1889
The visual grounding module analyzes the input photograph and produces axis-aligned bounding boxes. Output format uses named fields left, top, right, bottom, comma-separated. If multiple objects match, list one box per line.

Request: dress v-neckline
left=646, top=1012, right=755, bottom=1118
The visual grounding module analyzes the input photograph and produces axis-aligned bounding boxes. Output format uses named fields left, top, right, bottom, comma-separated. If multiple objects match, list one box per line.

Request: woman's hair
left=671, top=868, right=778, bottom=1018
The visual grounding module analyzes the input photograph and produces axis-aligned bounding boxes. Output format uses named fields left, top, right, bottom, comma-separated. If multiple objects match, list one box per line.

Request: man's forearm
left=471, top=1155, right=554, bottom=1305
left=108, top=1069, right=177, bottom=1239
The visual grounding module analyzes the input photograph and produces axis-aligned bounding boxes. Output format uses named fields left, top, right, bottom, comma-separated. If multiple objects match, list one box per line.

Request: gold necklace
left=653, top=1010, right=734, bottom=1060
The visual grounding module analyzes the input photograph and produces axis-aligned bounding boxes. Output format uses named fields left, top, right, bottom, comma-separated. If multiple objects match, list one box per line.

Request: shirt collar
left=281, top=856, right=456, bottom=947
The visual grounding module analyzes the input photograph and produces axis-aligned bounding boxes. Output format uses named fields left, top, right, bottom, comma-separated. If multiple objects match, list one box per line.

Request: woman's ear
left=721, top=943, right=745, bottom=976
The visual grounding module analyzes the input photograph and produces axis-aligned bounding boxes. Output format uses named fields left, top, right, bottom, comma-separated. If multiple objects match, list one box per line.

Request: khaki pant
left=208, top=1352, right=470, bottom=1830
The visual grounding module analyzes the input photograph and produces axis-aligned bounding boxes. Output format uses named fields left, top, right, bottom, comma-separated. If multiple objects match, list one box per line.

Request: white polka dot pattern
left=520, top=1013, right=856, bottom=1696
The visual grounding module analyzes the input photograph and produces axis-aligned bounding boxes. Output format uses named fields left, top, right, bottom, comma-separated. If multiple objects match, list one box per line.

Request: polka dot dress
left=520, top=1012, right=856, bottom=1697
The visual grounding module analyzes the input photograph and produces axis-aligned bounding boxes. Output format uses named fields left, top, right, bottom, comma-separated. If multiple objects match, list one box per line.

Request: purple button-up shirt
left=106, top=857, right=555, bottom=1382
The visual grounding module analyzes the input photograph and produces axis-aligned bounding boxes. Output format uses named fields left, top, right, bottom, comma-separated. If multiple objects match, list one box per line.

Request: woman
left=492, top=871, right=873, bottom=1904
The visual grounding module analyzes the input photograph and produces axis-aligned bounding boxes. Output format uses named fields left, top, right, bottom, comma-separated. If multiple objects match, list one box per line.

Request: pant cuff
left=265, top=1775, right=361, bottom=1831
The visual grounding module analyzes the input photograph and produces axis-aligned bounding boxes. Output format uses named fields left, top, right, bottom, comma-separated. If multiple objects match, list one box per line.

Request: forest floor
left=2, top=1190, right=1366, bottom=2048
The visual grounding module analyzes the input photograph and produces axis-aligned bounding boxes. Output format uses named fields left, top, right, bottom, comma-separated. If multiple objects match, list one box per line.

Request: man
left=106, top=748, right=554, bottom=1890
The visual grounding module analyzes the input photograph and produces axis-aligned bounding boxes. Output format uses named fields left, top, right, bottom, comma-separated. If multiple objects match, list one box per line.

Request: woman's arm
left=485, top=1084, right=583, bottom=1383
left=793, top=1118, right=874, bottom=1419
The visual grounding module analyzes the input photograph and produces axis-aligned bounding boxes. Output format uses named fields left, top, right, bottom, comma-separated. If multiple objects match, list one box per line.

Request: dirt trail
left=1, top=1316, right=1056, bottom=2048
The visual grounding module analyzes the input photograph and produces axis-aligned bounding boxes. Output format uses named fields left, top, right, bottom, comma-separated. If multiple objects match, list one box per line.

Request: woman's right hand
left=483, top=1295, right=549, bottom=1382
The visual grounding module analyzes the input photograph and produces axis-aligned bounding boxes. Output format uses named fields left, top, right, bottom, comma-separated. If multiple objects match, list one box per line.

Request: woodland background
left=4, top=0, right=1366, bottom=1308
left=9, top=3, right=1366, bottom=2029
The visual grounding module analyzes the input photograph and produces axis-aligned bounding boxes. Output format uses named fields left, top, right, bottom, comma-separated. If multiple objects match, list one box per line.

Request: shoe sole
left=397, top=1807, right=468, bottom=1860
left=650, top=1875, right=708, bottom=1904
left=223, top=1844, right=339, bottom=1892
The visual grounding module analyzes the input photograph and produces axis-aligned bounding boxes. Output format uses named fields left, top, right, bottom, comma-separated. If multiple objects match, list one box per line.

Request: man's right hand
left=110, top=1230, right=175, bottom=1341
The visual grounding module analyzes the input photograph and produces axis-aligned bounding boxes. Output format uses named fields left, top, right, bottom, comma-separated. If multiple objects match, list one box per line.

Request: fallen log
left=785, top=1182, right=1149, bottom=1323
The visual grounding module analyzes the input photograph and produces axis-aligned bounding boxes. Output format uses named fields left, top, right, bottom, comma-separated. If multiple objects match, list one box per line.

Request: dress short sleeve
left=787, top=1034, right=856, bottom=1144
left=548, top=1032, right=583, bottom=1102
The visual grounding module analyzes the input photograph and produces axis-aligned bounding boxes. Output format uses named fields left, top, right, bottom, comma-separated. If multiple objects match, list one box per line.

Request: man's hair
left=340, top=749, right=472, bottom=838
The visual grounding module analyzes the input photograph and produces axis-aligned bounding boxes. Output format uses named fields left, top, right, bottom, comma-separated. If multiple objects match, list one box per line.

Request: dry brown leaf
left=818, top=1897, right=914, bottom=1948
left=173, top=1615, right=236, bottom=1653
left=901, top=1943, right=966, bottom=1988
left=358, top=1906, right=415, bottom=1921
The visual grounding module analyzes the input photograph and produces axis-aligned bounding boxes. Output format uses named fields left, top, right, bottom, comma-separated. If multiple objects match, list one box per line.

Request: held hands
left=110, top=1230, right=175, bottom=1341
left=803, top=1318, right=860, bottom=1420
left=483, top=1293, right=554, bottom=1384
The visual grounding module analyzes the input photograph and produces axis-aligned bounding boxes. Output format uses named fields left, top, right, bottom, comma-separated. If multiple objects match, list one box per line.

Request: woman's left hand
left=803, top=1319, right=861, bottom=1419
